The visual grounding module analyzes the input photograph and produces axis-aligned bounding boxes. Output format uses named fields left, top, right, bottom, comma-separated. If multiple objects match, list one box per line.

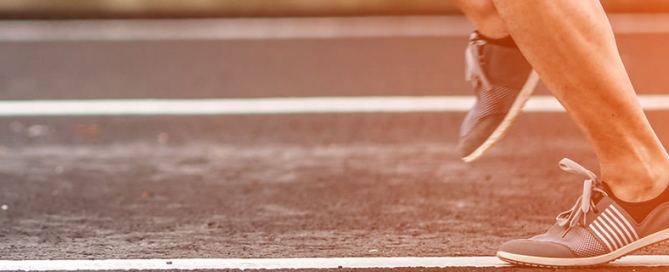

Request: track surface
left=1, top=17, right=669, bottom=271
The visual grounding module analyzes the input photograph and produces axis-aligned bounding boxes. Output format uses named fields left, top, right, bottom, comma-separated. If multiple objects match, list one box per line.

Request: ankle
left=600, top=154, right=669, bottom=202
left=603, top=166, right=669, bottom=202
left=607, top=181, right=668, bottom=203
left=477, top=32, right=517, bottom=47
left=477, top=30, right=510, bottom=40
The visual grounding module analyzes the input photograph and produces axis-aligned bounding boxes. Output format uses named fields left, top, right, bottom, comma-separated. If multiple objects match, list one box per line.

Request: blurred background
left=0, top=0, right=668, bottom=20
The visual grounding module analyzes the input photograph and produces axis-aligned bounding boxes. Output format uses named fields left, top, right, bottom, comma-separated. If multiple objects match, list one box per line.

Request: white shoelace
left=464, top=34, right=491, bottom=91
left=554, top=158, right=608, bottom=236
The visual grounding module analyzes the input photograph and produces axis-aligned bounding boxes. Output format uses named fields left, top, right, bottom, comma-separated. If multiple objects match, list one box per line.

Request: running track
left=1, top=15, right=669, bottom=272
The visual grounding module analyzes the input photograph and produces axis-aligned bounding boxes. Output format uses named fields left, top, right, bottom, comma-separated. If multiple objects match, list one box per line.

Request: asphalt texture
left=1, top=19, right=669, bottom=272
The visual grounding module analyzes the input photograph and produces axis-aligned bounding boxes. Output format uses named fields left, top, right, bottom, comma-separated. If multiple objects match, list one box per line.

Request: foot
left=458, top=31, right=539, bottom=162
left=497, top=158, right=669, bottom=268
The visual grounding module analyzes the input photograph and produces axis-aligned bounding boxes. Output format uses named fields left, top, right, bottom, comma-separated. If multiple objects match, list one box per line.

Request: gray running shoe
left=497, top=158, right=669, bottom=268
left=459, top=31, right=539, bottom=162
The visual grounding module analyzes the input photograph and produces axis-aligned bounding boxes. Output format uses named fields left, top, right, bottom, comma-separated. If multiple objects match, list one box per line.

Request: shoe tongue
left=595, top=182, right=615, bottom=203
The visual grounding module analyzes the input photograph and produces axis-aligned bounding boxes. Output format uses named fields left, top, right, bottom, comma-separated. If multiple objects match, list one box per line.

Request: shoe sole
left=461, top=69, right=540, bottom=163
left=496, top=228, right=669, bottom=268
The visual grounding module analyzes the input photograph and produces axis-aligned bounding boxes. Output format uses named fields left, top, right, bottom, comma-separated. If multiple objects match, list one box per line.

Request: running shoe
left=497, top=158, right=669, bottom=268
left=458, top=31, right=539, bottom=162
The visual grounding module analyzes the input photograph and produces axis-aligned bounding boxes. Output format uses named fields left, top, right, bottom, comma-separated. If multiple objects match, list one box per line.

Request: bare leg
left=449, top=0, right=508, bottom=38
left=490, top=0, right=669, bottom=202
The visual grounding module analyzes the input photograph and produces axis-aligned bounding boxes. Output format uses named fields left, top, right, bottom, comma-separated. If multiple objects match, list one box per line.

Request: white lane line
left=1, top=256, right=668, bottom=271
left=0, top=14, right=667, bottom=42
left=609, top=13, right=669, bottom=34
left=0, top=96, right=475, bottom=116
left=0, top=257, right=508, bottom=270
left=0, top=16, right=472, bottom=42
left=0, top=95, right=666, bottom=116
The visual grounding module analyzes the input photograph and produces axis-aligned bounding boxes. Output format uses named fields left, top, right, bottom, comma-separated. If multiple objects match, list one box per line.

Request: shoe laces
left=554, top=158, right=608, bottom=237
left=465, top=32, right=492, bottom=92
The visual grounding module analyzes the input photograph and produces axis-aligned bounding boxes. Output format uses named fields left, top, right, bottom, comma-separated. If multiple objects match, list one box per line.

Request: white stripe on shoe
left=589, top=205, right=639, bottom=252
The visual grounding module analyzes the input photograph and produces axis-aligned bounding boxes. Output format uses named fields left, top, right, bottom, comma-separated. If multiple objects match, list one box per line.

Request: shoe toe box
left=458, top=114, right=505, bottom=159
left=498, top=238, right=580, bottom=259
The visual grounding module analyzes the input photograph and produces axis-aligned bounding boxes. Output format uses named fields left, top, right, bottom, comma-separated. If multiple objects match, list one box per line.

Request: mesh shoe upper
left=458, top=32, right=536, bottom=161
